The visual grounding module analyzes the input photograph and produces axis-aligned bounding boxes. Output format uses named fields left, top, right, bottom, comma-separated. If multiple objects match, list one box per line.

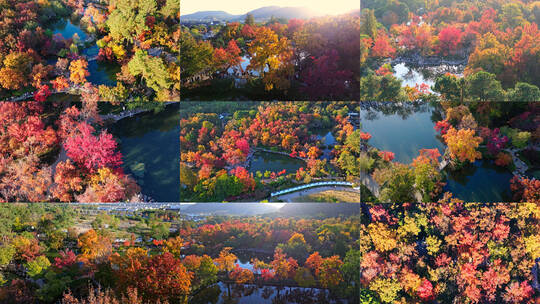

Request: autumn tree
left=247, top=27, right=294, bottom=91
left=214, top=247, right=237, bottom=275
left=51, top=160, right=84, bottom=202
left=76, top=167, right=139, bottom=203
left=437, top=26, right=462, bottom=56
left=443, top=127, right=482, bottom=163
left=77, top=229, right=112, bottom=263
left=318, top=256, right=344, bottom=288
left=69, top=59, right=90, bottom=84
left=112, top=249, right=192, bottom=303
left=64, top=123, right=123, bottom=173
left=371, top=31, right=396, bottom=58
left=270, top=248, right=298, bottom=280
left=229, top=265, right=254, bottom=284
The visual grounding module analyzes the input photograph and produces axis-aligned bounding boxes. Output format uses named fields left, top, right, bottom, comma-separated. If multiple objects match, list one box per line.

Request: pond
left=191, top=282, right=347, bottom=304
left=52, top=18, right=120, bottom=87
left=443, top=160, right=513, bottom=202
left=392, top=62, right=464, bottom=92
left=360, top=102, right=514, bottom=202
left=315, top=130, right=336, bottom=160
left=360, top=102, right=445, bottom=164
left=249, top=151, right=305, bottom=175
left=51, top=18, right=88, bottom=41
left=109, top=103, right=180, bottom=202
left=227, top=56, right=268, bottom=77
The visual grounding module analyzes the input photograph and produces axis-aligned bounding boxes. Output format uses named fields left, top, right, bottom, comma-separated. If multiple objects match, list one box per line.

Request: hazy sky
left=181, top=0, right=359, bottom=16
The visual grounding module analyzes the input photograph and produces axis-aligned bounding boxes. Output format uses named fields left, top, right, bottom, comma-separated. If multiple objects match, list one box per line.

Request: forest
left=0, top=99, right=164, bottom=202
left=181, top=13, right=360, bottom=100
left=360, top=202, right=539, bottom=303
left=360, top=0, right=540, bottom=101
left=360, top=101, right=540, bottom=203
left=180, top=101, right=360, bottom=202
left=0, top=0, right=179, bottom=103
left=0, top=203, right=360, bottom=304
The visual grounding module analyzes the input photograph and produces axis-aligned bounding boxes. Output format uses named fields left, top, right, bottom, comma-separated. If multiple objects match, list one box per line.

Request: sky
left=181, top=0, right=359, bottom=16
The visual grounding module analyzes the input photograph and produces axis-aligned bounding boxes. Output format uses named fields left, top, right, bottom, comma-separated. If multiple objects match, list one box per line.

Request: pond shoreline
left=391, top=53, right=468, bottom=66
left=101, top=101, right=179, bottom=123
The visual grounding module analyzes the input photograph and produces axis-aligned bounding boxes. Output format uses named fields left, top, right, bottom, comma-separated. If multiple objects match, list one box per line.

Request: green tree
left=345, top=130, right=360, bottom=154
left=106, top=0, right=157, bottom=43
left=342, top=249, right=360, bottom=298
left=277, top=233, right=311, bottom=261
left=360, top=9, right=378, bottom=39
left=376, top=163, right=415, bottom=202
left=26, top=255, right=51, bottom=278
left=180, top=32, right=214, bottom=78
left=338, top=151, right=360, bottom=176
left=150, top=221, right=171, bottom=240
left=0, top=245, right=15, bottom=266
left=294, top=267, right=316, bottom=287
left=506, top=82, right=540, bottom=101
left=433, top=74, right=462, bottom=101
left=180, top=163, right=198, bottom=188
left=465, top=71, right=504, bottom=101
left=502, top=3, right=526, bottom=29
left=127, top=50, right=172, bottom=93
left=161, top=0, right=179, bottom=18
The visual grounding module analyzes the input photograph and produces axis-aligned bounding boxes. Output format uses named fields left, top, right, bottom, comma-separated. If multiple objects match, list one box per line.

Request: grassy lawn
left=291, top=189, right=360, bottom=203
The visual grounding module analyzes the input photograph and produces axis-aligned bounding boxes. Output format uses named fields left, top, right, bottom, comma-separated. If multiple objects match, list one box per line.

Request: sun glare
left=181, top=0, right=358, bottom=16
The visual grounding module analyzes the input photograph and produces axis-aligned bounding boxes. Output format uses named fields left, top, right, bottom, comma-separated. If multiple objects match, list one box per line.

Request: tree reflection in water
left=191, top=283, right=348, bottom=304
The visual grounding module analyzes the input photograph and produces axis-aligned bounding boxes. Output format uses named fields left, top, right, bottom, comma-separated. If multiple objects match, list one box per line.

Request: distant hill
left=246, top=6, right=320, bottom=20
left=181, top=10, right=240, bottom=22
left=181, top=6, right=322, bottom=22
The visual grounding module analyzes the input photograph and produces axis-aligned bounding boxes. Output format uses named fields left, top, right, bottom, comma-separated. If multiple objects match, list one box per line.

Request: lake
left=110, top=103, right=180, bottom=202
left=360, top=102, right=514, bottom=202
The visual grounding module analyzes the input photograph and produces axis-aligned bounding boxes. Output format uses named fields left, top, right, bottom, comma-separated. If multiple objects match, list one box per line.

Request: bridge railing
left=270, top=181, right=354, bottom=197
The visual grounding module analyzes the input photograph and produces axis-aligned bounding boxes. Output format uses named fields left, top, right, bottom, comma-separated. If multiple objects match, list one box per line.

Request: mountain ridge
left=181, top=6, right=323, bottom=22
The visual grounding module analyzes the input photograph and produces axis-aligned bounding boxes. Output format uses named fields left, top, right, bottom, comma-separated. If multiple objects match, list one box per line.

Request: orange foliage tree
left=443, top=127, right=482, bottom=163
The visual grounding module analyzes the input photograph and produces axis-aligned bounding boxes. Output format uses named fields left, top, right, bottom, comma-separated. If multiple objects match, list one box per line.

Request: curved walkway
left=273, top=186, right=359, bottom=202
left=270, top=181, right=356, bottom=197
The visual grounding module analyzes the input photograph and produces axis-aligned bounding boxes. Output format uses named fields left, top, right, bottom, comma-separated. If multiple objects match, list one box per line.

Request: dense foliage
left=360, top=202, right=539, bottom=303
left=0, top=101, right=140, bottom=202
left=181, top=13, right=360, bottom=100
left=360, top=0, right=540, bottom=101
left=180, top=101, right=360, bottom=202
left=0, top=204, right=359, bottom=303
